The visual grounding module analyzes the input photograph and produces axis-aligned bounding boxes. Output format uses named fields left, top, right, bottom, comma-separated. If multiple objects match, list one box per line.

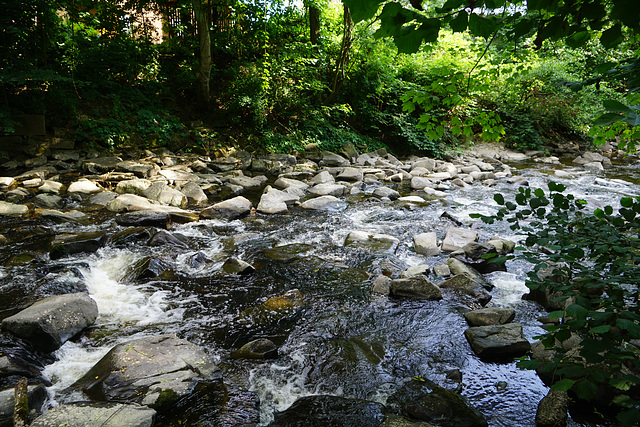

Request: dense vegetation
left=1, top=0, right=638, bottom=157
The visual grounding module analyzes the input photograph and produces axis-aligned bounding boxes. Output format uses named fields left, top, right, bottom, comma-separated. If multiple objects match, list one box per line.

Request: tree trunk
left=325, top=5, right=353, bottom=104
left=309, top=5, right=320, bottom=45
left=193, top=0, right=212, bottom=108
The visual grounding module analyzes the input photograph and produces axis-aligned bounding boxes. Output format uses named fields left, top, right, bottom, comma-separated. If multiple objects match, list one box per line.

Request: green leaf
left=617, top=319, right=640, bottom=338
left=450, top=10, right=468, bottom=32
left=624, top=112, right=640, bottom=127
left=595, top=112, right=625, bottom=126
left=604, top=99, right=634, bottom=114
left=589, top=325, right=610, bottom=334
left=468, top=14, right=496, bottom=39
left=343, top=0, right=383, bottom=23
left=566, top=31, right=590, bottom=48
left=494, top=194, right=505, bottom=205
left=601, top=24, right=623, bottom=48
left=566, top=304, right=588, bottom=321
left=551, top=379, right=575, bottom=391
left=575, top=379, right=599, bottom=400
left=547, top=310, right=564, bottom=320
left=621, top=197, right=634, bottom=208
left=617, top=409, right=640, bottom=427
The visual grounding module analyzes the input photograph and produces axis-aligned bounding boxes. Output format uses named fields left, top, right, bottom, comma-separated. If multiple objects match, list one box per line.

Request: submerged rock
left=74, top=334, right=220, bottom=409
left=222, top=257, right=255, bottom=275
left=230, top=338, right=278, bottom=359
left=30, top=402, right=156, bottom=427
left=438, top=274, right=492, bottom=307
left=1, top=293, right=98, bottom=353
left=390, top=276, right=443, bottom=300
left=464, top=307, right=515, bottom=326
left=270, top=395, right=385, bottom=427
left=116, top=210, right=173, bottom=229
left=49, top=231, right=106, bottom=260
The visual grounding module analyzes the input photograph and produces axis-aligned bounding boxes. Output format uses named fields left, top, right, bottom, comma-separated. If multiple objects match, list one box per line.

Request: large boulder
left=414, top=232, right=439, bottom=257
left=385, top=379, right=487, bottom=427
left=464, top=307, right=515, bottom=326
left=105, top=194, right=189, bottom=214
left=1, top=293, right=98, bottom=353
left=390, top=276, right=443, bottom=300
left=200, top=196, right=252, bottom=220
left=464, top=323, right=531, bottom=360
left=257, top=186, right=298, bottom=214
left=270, top=395, right=385, bottom=427
left=536, top=389, right=569, bottom=427
left=446, top=258, right=493, bottom=291
left=438, top=274, right=492, bottom=307
left=73, top=334, right=220, bottom=409
left=30, top=402, right=156, bottom=427
left=442, top=228, right=478, bottom=252
left=0, top=201, right=28, bottom=216
left=49, top=231, right=106, bottom=260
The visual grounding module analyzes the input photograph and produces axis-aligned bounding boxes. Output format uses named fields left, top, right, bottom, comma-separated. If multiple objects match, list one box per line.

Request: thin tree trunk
left=309, top=5, right=320, bottom=45
left=193, top=0, right=211, bottom=107
left=325, top=6, right=353, bottom=105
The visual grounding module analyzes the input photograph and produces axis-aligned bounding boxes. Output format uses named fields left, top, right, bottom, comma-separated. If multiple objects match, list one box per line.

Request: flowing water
left=3, top=159, right=640, bottom=426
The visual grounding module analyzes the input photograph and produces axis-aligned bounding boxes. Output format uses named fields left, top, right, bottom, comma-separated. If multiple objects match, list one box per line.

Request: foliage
left=471, top=182, right=640, bottom=425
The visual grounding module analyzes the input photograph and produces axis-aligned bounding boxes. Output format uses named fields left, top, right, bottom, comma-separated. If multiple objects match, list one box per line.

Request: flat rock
left=309, top=170, right=335, bottom=185
left=300, top=195, right=346, bottom=211
left=30, top=402, right=156, bottom=427
left=442, top=228, right=478, bottom=252
left=373, top=186, right=400, bottom=200
left=321, top=151, right=350, bottom=167
left=116, top=211, right=172, bottom=229
left=257, top=186, right=298, bottom=214
left=74, top=334, right=220, bottom=408
left=345, top=230, right=399, bottom=253
left=0, top=201, right=29, bottom=216
left=67, top=179, right=103, bottom=194
left=391, top=276, right=443, bottom=300
left=271, top=395, right=384, bottom=427
left=116, top=178, right=152, bottom=196
left=464, top=307, right=515, bottom=326
left=308, top=183, right=346, bottom=196
left=464, top=323, right=531, bottom=360
left=1, top=293, right=98, bottom=353
left=337, top=166, right=363, bottom=182
left=230, top=175, right=268, bottom=189
left=201, top=196, right=252, bottom=220
left=438, top=274, right=492, bottom=307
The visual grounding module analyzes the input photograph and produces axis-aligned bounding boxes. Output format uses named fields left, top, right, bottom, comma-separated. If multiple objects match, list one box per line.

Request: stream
left=2, top=155, right=640, bottom=426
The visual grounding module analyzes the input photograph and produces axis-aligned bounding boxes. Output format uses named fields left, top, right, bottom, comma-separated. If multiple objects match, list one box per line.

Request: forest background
left=1, top=0, right=639, bottom=158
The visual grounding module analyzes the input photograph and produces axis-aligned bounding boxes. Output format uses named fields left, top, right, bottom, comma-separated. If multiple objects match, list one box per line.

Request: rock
left=390, top=276, right=443, bottom=300
left=116, top=211, right=172, bottom=229
left=83, top=156, right=122, bottom=173
left=371, top=275, right=391, bottom=295
left=414, top=232, right=439, bottom=257
left=1, top=293, right=98, bottom=353
left=453, top=242, right=506, bottom=274
left=433, top=264, right=450, bottom=277
left=116, top=178, right=152, bottom=196
left=30, top=402, right=156, bottom=427
left=123, top=256, right=171, bottom=281
left=0, top=384, right=47, bottom=424
left=230, top=338, right=278, bottom=359
left=308, top=183, right=346, bottom=196
left=222, top=257, right=255, bottom=275
left=583, top=161, right=604, bottom=171
left=398, top=196, right=428, bottom=205
left=0, top=201, right=28, bottom=216
left=67, top=179, right=103, bottom=194
left=142, top=182, right=187, bottom=207
left=373, top=186, right=400, bottom=200
left=401, top=264, right=430, bottom=278
left=86, top=191, right=118, bottom=208
left=464, top=323, right=531, bottom=360
left=116, top=160, right=159, bottom=178
left=442, top=228, right=478, bottom=252
left=273, top=177, right=308, bottom=191
left=40, top=209, right=86, bottom=223
left=321, top=151, right=350, bottom=167
left=74, top=334, right=220, bottom=408
left=37, top=180, right=64, bottom=194
left=535, top=389, right=569, bottom=427
left=381, top=414, right=436, bottom=426
left=446, top=258, right=493, bottom=291
left=487, top=238, right=516, bottom=254
left=200, top=196, right=252, bottom=220
left=50, top=231, right=106, bottom=260
left=34, top=194, right=61, bottom=209
left=438, top=274, right=492, bottom=307
left=345, top=230, right=399, bottom=253
left=310, top=170, right=335, bottom=185
left=0, top=177, right=16, bottom=189
left=230, top=175, right=268, bottom=189
left=337, top=166, right=363, bottom=182
left=158, top=169, right=200, bottom=185
left=464, top=307, right=516, bottom=326
left=411, top=177, right=434, bottom=190
left=271, top=395, right=385, bottom=427
left=386, top=379, right=487, bottom=427
left=300, top=195, right=346, bottom=211
left=106, top=194, right=189, bottom=214
left=242, top=289, right=304, bottom=324
left=181, top=181, right=208, bottom=205
left=148, top=229, right=189, bottom=249
left=257, top=186, right=298, bottom=214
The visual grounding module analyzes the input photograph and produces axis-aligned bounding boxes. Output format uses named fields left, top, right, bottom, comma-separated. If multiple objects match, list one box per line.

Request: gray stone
left=337, top=167, right=363, bottom=182
left=373, top=186, right=400, bottom=200
left=82, top=156, right=122, bottom=173
left=445, top=258, right=493, bottom=291
left=272, top=395, right=384, bottom=427
left=438, top=274, right=492, bottom=307
left=230, top=175, right=268, bottom=189
left=200, top=196, right=252, bottom=220
left=74, top=334, right=220, bottom=408
left=535, top=389, right=569, bottom=427
left=464, top=307, right=516, bottom=326
left=310, top=170, right=335, bottom=185
left=487, top=238, right=516, bottom=254
left=116, top=178, right=152, bottom=196
left=273, top=177, right=308, bottom=191
left=35, top=194, right=62, bottom=208
left=257, top=186, right=291, bottom=214
left=38, top=180, right=64, bottom=194
left=222, top=257, right=255, bottom=275
left=159, top=169, right=200, bottom=185
left=401, top=264, right=430, bottom=278
left=106, top=194, right=189, bottom=214
left=180, top=181, right=208, bottom=205
left=50, top=231, right=106, bottom=259
left=412, top=158, right=436, bottom=172
left=231, top=338, right=278, bottom=359
left=411, top=177, right=434, bottom=190
left=0, top=384, right=47, bottom=424
left=321, top=151, right=350, bottom=167
left=117, top=160, right=160, bottom=178
left=345, top=230, right=399, bottom=253
left=67, top=179, right=103, bottom=194
left=414, top=232, right=439, bottom=257
left=433, top=264, right=450, bottom=277
left=442, top=228, right=478, bottom=252
left=391, top=276, right=443, bottom=300
left=87, top=191, right=118, bottom=208
left=300, top=195, right=346, bottom=211
left=40, top=209, right=87, bottom=222
left=308, top=183, right=346, bottom=196
left=464, top=323, right=531, bottom=360
left=1, top=293, right=98, bottom=353
left=371, top=275, right=391, bottom=295
left=31, top=402, right=156, bottom=427
left=116, top=210, right=172, bottom=229
left=0, top=177, right=16, bottom=189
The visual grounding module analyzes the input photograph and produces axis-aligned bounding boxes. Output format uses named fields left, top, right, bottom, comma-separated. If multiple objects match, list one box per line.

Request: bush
left=472, top=183, right=640, bottom=426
